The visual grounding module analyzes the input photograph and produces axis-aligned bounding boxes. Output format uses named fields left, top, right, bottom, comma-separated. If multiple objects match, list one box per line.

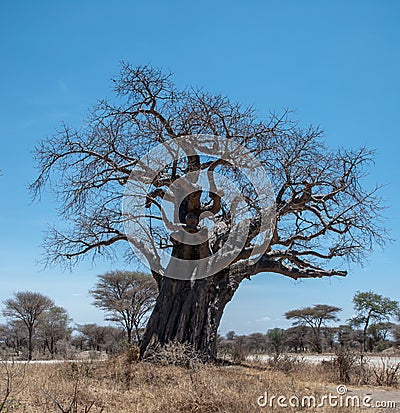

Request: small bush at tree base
left=142, top=341, right=204, bottom=368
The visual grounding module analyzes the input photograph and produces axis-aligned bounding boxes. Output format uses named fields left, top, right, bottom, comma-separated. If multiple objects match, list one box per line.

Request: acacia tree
left=285, top=304, right=341, bottom=353
left=74, top=324, right=124, bottom=353
left=90, top=271, right=158, bottom=344
left=226, top=331, right=236, bottom=341
left=284, top=326, right=309, bottom=352
left=266, top=328, right=286, bottom=359
left=349, top=291, right=399, bottom=352
left=367, top=322, right=394, bottom=351
left=36, top=306, right=72, bottom=356
left=0, top=321, right=27, bottom=355
left=31, top=63, right=386, bottom=360
left=2, top=292, right=54, bottom=360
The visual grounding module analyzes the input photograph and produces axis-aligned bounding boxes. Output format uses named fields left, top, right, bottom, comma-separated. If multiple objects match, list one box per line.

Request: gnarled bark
left=141, top=265, right=246, bottom=360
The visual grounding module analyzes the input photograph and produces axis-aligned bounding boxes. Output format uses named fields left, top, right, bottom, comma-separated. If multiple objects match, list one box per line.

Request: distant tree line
left=0, top=280, right=399, bottom=361
left=0, top=271, right=157, bottom=360
left=219, top=292, right=400, bottom=360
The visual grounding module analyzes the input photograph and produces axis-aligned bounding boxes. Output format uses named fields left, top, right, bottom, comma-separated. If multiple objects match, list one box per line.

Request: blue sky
left=0, top=0, right=399, bottom=335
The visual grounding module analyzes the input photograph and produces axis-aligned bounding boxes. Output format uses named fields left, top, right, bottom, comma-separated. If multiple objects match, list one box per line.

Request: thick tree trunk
left=140, top=269, right=241, bottom=361
left=140, top=193, right=250, bottom=361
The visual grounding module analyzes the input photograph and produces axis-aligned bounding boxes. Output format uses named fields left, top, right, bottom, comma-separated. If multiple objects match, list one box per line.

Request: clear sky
left=0, top=0, right=399, bottom=335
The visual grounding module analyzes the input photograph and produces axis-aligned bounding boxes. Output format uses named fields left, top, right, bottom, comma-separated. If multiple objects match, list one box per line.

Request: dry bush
left=371, top=359, right=400, bottom=387
left=317, top=351, right=368, bottom=386
left=142, top=341, right=204, bottom=368
left=111, top=344, right=140, bottom=390
left=333, top=348, right=358, bottom=384
left=0, top=360, right=27, bottom=412
left=265, top=354, right=305, bottom=374
left=313, top=352, right=400, bottom=389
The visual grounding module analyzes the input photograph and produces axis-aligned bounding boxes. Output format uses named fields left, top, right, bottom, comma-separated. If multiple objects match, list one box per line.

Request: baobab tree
left=31, top=63, right=386, bottom=360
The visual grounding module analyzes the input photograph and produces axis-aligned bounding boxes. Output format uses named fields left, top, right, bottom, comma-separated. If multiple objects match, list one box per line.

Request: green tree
left=90, top=271, right=157, bottom=344
left=31, top=63, right=386, bottom=360
left=367, top=322, right=394, bottom=351
left=225, top=331, right=236, bottom=341
left=266, top=328, right=286, bottom=359
left=336, top=324, right=355, bottom=349
left=285, top=304, right=341, bottom=353
left=2, top=292, right=54, bottom=360
left=349, top=291, right=399, bottom=352
left=392, top=323, right=400, bottom=347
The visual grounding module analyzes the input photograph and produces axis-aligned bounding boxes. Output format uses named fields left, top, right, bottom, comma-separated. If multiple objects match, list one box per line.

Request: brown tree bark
left=140, top=270, right=240, bottom=360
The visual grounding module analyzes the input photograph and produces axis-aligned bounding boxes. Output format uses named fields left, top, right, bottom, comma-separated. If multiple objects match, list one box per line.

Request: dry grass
left=1, top=355, right=397, bottom=412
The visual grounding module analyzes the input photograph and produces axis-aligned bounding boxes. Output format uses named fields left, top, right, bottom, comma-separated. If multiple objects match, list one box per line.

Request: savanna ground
left=1, top=350, right=400, bottom=413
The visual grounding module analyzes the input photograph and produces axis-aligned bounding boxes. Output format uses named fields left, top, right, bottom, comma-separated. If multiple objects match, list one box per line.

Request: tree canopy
left=31, top=63, right=387, bottom=359
left=90, top=271, right=157, bottom=344
left=31, top=63, right=386, bottom=277
left=349, top=290, right=399, bottom=351
left=285, top=304, right=341, bottom=353
left=2, top=291, right=54, bottom=360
